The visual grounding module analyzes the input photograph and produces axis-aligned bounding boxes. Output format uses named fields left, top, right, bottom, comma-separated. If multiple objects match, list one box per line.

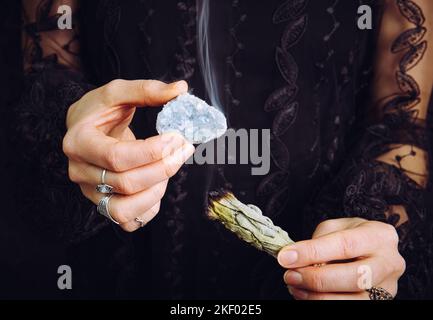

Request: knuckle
left=138, top=80, right=152, bottom=92
left=379, top=222, right=399, bottom=245
left=339, top=232, right=357, bottom=258
left=394, top=255, right=406, bottom=276
left=102, top=79, right=124, bottom=104
left=309, top=271, right=325, bottom=292
left=117, top=173, right=137, bottom=195
left=305, top=244, right=321, bottom=263
left=147, top=144, right=162, bottom=162
left=317, top=219, right=339, bottom=232
left=382, top=258, right=395, bottom=277
left=67, top=164, right=80, bottom=183
left=387, top=226, right=400, bottom=246
left=62, top=133, right=75, bottom=158
left=109, top=201, right=130, bottom=225
left=104, top=146, right=122, bottom=172
left=151, top=183, right=166, bottom=201
left=103, top=79, right=124, bottom=98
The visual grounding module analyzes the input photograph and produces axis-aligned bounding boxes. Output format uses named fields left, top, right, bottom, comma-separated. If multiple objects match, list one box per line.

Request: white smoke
left=196, top=0, right=223, bottom=110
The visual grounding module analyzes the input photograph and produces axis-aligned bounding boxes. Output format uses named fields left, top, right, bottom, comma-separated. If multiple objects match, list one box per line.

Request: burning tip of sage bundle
left=207, top=190, right=294, bottom=258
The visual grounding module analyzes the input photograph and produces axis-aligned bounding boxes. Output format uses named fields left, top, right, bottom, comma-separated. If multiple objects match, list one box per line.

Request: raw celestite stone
left=156, top=93, right=227, bottom=144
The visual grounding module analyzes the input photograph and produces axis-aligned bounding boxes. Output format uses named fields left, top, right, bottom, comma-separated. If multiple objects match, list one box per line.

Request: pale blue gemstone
left=156, top=93, right=227, bottom=144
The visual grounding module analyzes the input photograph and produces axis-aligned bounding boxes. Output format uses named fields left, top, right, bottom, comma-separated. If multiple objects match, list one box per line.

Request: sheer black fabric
left=8, top=0, right=433, bottom=299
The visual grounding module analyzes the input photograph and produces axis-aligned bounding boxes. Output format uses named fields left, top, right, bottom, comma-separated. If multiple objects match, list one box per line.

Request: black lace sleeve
left=304, top=0, right=433, bottom=299
left=13, top=0, right=108, bottom=243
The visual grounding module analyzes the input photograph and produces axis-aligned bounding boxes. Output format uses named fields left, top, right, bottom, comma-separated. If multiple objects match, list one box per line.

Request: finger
left=94, top=79, right=188, bottom=108
left=288, top=287, right=369, bottom=300
left=312, top=218, right=366, bottom=239
left=80, top=180, right=168, bottom=224
left=283, top=257, right=388, bottom=293
left=65, top=131, right=191, bottom=172
left=120, top=201, right=161, bottom=233
left=278, top=223, right=381, bottom=268
left=69, top=143, right=195, bottom=195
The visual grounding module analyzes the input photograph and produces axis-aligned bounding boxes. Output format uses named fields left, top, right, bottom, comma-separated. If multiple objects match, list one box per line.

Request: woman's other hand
left=278, top=218, right=406, bottom=300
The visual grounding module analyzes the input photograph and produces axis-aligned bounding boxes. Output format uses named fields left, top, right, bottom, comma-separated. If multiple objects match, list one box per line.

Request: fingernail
left=278, top=250, right=298, bottom=266
left=161, top=133, right=185, bottom=157
left=290, top=287, right=308, bottom=300
left=162, top=131, right=185, bottom=149
left=287, top=285, right=294, bottom=295
left=284, top=271, right=303, bottom=285
left=181, top=143, right=195, bottom=159
left=161, top=134, right=174, bottom=146
left=175, top=80, right=188, bottom=92
left=163, top=143, right=194, bottom=168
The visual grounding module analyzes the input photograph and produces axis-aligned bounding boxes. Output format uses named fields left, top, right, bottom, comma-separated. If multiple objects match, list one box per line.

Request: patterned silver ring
left=366, top=287, right=394, bottom=300
left=97, top=195, right=119, bottom=225
left=135, top=217, right=146, bottom=228
left=96, top=169, right=114, bottom=194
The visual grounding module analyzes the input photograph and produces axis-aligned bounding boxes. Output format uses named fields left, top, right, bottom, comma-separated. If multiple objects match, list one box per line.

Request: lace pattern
left=17, top=0, right=108, bottom=243
left=162, top=0, right=198, bottom=299
left=257, top=0, right=308, bottom=218
left=304, top=0, right=433, bottom=299
left=14, top=61, right=107, bottom=243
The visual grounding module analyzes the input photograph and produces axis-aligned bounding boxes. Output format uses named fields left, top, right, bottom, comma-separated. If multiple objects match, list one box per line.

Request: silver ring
left=135, top=217, right=146, bottom=228
left=366, top=287, right=394, bottom=300
left=97, top=195, right=119, bottom=225
left=101, top=169, right=107, bottom=184
left=96, top=169, right=114, bottom=194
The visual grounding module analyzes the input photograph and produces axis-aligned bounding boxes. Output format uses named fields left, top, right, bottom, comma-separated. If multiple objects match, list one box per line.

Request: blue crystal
left=156, top=93, right=227, bottom=144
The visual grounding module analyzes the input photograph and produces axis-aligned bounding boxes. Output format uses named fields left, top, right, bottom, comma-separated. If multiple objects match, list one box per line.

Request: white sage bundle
left=208, top=190, right=294, bottom=258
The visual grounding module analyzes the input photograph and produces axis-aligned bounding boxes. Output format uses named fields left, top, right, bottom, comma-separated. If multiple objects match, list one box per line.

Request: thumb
left=140, top=80, right=189, bottom=107
left=96, top=79, right=189, bottom=108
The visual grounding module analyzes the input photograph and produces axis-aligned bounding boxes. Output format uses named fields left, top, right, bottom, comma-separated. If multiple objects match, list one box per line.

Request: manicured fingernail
left=285, top=271, right=303, bottom=285
left=278, top=250, right=298, bottom=266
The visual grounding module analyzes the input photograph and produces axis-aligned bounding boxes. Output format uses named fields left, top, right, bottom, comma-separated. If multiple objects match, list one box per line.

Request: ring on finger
left=97, top=194, right=120, bottom=225
left=312, top=263, right=326, bottom=268
left=135, top=217, right=147, bottom=228
left=366, top=287, right=394, bottom=300
left=96, top=168, right=114, bottom=194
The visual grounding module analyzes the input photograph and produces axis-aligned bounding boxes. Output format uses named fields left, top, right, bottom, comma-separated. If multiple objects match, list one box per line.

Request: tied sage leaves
left=208, top=190, right=294, bottom=258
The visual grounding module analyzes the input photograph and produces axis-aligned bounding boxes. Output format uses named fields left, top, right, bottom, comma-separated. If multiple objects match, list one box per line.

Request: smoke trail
left=196, top=0, right=223, bottom=110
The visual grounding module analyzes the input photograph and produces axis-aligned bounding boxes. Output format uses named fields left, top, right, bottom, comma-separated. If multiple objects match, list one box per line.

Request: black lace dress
left=9, top=0, right=433, bottom=299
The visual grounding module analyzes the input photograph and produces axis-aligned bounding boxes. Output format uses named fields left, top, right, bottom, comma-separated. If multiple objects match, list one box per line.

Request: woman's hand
left=63, top=79, right=195, bottom=232
left=277, top=218, right=406, bottom=300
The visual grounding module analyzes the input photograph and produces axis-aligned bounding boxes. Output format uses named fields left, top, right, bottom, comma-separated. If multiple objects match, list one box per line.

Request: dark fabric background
left=0, top=1, right=67, bottom=299
left=1, top=0, right=433, bottom=300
